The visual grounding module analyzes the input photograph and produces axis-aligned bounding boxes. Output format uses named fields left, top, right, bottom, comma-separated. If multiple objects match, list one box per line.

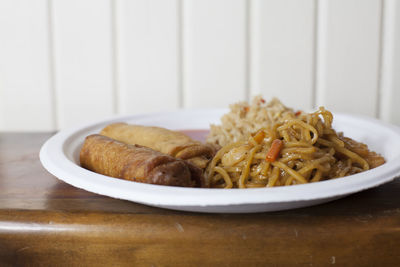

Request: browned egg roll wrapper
left=100, top=123, right=216, bottom=169
left=80, top=134, right=205, bottom=187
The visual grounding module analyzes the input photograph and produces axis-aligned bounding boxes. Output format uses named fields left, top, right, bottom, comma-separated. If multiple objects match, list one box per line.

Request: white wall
left=0, top=0, right=399, bottom=131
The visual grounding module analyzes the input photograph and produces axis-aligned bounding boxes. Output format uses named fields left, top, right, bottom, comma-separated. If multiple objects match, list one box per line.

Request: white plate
left=40, top=109, right=400, bottom=213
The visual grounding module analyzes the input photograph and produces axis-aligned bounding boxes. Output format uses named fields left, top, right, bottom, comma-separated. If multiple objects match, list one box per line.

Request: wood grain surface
left=0, top=133, right=399, bottom=266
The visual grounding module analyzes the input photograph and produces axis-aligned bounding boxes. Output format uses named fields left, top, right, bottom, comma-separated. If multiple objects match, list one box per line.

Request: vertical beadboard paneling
left=183, top=0, right=247, bottom=108
left=380, top=0, right=400, bottom=125
left=52, top=0, right=114, bottom=129
left=116, top=0, right=179, bottom=114
left=316, top=0, right=382, bottom=116
left=0, top=0, right=54, bottom=131
left=251, top=0, right=315, bottom=110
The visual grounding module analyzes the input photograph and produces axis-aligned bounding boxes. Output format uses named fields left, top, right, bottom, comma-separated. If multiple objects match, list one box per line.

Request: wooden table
left=0, top=133, right=399, bottom=266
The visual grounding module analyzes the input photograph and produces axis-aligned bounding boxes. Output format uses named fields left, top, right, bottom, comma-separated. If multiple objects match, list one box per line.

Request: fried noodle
left=206, top=98, right=385, bottom=189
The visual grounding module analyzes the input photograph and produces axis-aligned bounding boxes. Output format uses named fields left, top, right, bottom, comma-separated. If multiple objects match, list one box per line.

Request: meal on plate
left=80, top=96, right=385, bottom=189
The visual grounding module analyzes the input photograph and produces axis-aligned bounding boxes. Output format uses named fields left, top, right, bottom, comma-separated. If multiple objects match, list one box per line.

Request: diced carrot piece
left=266, top=139, right=284, bottom=162
left=295, top=111, right=302, bottom=116
left=253, top=131, right=265, bottom=144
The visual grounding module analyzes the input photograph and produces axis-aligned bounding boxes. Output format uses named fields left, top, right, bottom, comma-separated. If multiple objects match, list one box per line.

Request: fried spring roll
left=80, top=134, right=204, bottom=187
left=100, top=123, right=216, bottom=169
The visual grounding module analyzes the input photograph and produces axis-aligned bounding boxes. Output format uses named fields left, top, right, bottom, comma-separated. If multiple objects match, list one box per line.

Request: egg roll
left=100, top=123, right=216, bottom=169
left=80, top=134, right=203, bottom=187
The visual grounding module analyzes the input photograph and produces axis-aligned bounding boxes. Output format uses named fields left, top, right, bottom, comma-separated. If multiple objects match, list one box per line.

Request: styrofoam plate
left=39, top=109, right=400, bottom=213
